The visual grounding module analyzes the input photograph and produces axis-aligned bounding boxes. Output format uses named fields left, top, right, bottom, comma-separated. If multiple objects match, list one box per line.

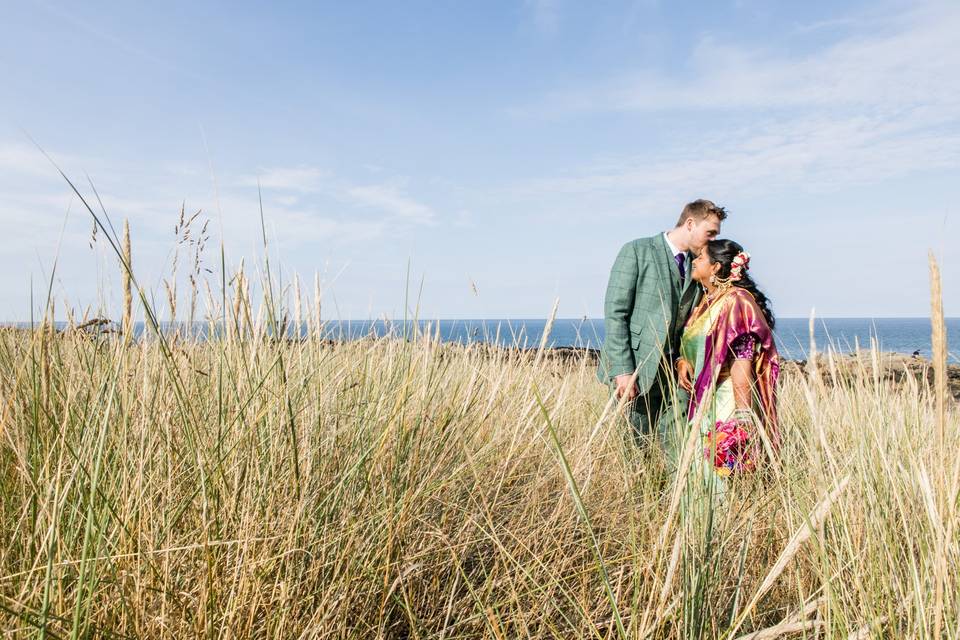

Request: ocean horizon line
left=4, top=316, right=958, bottom=324
left=3, top=317, right=958, bottom=360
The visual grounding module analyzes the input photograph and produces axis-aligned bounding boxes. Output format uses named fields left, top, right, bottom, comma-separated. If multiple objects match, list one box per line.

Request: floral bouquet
left=704, top=418, right=756, bottom=476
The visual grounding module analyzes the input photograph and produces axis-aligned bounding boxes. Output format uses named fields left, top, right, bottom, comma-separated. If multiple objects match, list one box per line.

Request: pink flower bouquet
left=704, top=418, right=756, bottom=476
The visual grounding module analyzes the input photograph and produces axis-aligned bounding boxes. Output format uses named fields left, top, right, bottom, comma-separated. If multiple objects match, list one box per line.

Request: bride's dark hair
left=706, top=239, right=776, bottom=329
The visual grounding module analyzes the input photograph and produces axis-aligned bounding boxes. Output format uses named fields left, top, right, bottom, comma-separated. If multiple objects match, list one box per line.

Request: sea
left=315, top=317, right=960, bottom=362
left=14, top=318, right=960, bottom=362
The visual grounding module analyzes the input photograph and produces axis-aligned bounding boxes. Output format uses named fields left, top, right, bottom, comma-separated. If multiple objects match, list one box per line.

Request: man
left=598, top=199, right=726, bottom=445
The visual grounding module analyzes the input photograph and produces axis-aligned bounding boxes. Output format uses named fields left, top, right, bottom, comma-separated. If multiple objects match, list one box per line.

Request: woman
left=676, top=239, right=780, bottom=480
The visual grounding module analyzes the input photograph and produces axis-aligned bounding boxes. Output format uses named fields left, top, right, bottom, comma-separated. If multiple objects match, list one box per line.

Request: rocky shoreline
left=789, top=350, right=960, bottom=400
left=8, top=325, right=958, bottom=399
left=508, top=345, right=960, bottom=400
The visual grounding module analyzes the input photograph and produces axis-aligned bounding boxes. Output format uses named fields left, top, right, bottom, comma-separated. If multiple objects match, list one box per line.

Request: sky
left=0, top=0, right=957, bottom=321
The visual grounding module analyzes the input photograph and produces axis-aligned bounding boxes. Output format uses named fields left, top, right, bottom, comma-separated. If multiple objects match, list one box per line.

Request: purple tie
left=675, top=252, right=685, bottom=282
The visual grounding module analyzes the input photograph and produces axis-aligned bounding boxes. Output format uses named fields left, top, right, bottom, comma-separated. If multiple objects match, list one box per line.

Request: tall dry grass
left=0, top=179, right=957, bottom=636
left=0, top=295, right=957, bottom=637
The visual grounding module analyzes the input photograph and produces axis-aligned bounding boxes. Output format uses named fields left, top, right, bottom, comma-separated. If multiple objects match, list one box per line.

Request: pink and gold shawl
left=688, top=288, right=782, bottom=448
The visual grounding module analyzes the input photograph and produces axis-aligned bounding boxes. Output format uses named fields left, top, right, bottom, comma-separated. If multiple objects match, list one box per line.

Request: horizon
left=8, top=315, right=958, bottom=324
left=2, top=0, right=957, bottom=321
left=7, top=316, right=957, bottom=362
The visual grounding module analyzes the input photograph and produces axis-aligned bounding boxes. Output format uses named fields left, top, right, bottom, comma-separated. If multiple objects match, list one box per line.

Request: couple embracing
left=598, top=199, right=780, bottom=483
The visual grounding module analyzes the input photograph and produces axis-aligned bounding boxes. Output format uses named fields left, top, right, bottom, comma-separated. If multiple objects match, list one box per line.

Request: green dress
left=679, top=290, right=769, bottom=490
left=683, top=300, right=737, bottom=441
left=681, top=296, right=736, bottom=491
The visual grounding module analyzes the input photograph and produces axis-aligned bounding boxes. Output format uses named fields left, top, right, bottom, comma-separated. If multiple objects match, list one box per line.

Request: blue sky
left=1, top=0, right=957, bottom=321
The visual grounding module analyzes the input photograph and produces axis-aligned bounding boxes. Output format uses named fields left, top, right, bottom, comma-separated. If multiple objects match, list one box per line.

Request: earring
left=709, top=275, right=716, bottom=284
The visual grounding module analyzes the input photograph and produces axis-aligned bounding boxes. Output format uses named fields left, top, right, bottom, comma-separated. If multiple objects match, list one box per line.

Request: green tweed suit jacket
left=597, top=234, right=701, bottom=395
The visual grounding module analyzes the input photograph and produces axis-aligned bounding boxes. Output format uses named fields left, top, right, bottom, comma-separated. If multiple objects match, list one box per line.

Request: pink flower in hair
left=729, top=251, right=751, bottom=281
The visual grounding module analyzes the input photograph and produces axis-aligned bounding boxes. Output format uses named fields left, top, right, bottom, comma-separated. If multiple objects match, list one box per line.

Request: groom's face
left=688, top=214, right=722, bottom=252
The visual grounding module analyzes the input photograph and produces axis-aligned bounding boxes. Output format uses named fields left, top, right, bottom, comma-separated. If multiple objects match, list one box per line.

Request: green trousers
left=624, top=372, right=690, bottom=468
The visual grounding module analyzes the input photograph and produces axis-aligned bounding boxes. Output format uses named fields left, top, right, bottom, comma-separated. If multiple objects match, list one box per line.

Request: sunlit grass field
left=1, top=187, right=957, bottom=638
left=1, top=305, right=957, bottom=637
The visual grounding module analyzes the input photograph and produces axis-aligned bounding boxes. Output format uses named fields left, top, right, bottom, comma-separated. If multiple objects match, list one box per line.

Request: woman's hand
left=676, top=358, right=693, bottom=392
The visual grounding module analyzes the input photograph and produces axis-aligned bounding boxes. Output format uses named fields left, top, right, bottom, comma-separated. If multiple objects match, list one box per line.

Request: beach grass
left=1, top=184, right=957, bottom=637
left=0, top=295, right=957, bottom=638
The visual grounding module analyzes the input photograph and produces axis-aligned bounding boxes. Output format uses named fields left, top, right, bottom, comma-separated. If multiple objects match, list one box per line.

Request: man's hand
left=614, top=373, right=639, bottom=402
left=676, top=358, right=694, bottom=392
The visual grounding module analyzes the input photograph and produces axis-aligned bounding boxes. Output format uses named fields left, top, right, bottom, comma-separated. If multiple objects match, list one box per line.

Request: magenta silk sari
left=687, top=287, right=782, bottom=450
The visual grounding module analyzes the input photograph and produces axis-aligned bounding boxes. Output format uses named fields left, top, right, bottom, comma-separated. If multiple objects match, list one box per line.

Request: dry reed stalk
left=313, top=272, right=322, bottom=339
left=733, top=620, right=823, bottom=640
left=293, top=274, right=303, bottom=339
left=233, top=260, right=245, bottom=339
left=243, top=270, right=255, bottom=339
left=653, top=526, right=683, bottom=617
left=188, top=274, right=198, bottom=332
left=728, top=474, right=850, bottom=638
left=846, top=616, right=887, bottom=639
left=44, top=297, right=56, bottom=339
left=928, top=251, right=948, bottom=639
left=807, top=308, right=819, bottom=383
left=164, top=279, right=177, bottom=328
left=636, top=395, right=714, bottom=635
left=122, top=219, right=132, bottom=337
left=253, top=300, right=265, bottom=338
left=532, top=298, right=560, bottom=371
left=203, top=279, right=217, bottom=337
left=802, top=377, right=839, bottom=477
left=919, top=464, right=949, bottom=640
left=733, top=597, right=824, bottom=639
left=928, top=251, right=946, bottom=449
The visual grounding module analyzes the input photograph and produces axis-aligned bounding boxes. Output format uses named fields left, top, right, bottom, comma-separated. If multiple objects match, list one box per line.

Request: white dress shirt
left=663, top=232, right=684, bottom=262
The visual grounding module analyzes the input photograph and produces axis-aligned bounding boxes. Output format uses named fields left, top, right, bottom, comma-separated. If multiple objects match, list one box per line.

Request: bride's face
left=691, top=247, right=720, bottom=284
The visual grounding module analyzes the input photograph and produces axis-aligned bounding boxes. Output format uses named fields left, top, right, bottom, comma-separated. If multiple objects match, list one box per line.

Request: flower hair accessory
left=729, top=251, right=751, bottom=281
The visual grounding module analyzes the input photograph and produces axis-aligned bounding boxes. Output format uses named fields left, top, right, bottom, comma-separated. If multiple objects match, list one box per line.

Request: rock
left=799, top=351, right=960, bottom=400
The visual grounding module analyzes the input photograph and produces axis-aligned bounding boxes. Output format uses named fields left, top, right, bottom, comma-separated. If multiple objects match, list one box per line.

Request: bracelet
left=734, top=408, right=754, bottom=425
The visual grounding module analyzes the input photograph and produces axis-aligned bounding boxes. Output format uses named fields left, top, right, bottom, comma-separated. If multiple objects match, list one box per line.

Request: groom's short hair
left=676, top=199, right=727, bottom=226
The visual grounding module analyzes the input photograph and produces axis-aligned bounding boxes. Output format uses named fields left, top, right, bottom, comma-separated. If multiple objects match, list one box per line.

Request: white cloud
left=0, top=141, right=92, bottom=180
left=345, top=184, right=435, bottom=224
left=241, top=167, right=436, bottom=225
left=510, top=1, right=960, bottom=208
left=526, top=2, right=959, bottom=115
left=0, top=149, right=442, bottom=320
left=519, top=110, right=960, bottom=205
left=243, top=166, right=329, bottom=192
left=0, top=143, right=54, bottom=178
left=210, top=195, right=387, bottom=249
